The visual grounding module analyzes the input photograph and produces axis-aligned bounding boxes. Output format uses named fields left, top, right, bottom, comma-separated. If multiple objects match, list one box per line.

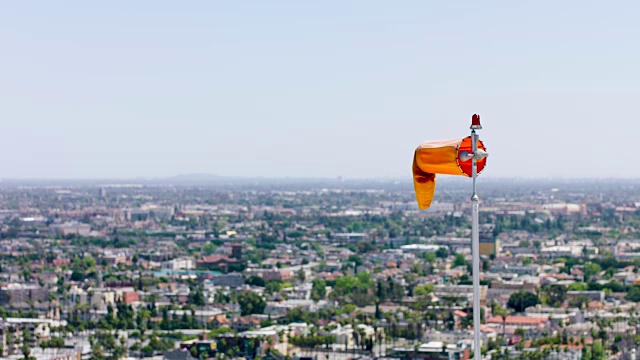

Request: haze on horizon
left=1, top=2, right=639, bottom=180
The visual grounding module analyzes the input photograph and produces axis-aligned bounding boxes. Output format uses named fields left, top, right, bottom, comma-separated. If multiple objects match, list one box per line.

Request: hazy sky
left=1, top=2, right=639, bottom=179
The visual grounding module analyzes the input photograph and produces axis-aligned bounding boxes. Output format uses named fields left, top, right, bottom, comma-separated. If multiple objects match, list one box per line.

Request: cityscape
left=0, top=178, right=638, bottom=360
left=2, top=2, right=640, bottom=360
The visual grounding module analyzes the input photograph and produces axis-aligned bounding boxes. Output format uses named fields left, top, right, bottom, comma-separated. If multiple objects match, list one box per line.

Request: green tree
left=567, top=282, right=588, bottom=291
left=452, top=254, right=467, bottom=268
left=542, top=284, right=567, bottom=307
left=21, top=344, right=31, bottom=360
left=348, top=255, right=363, bottom=267
left=625, top=286, right=640, bottom=302
left=591, top=341, right=606, bottom=360
left=423, top=252, right=437, bottom=263
left=507, top=291, right=539, bottom=313
left=584, top=263, right=602, bottom=280
left=435, top=247, right=448, bottom=259
left=311, top=279, right=326, bottom=301
left=414, top=284, right=434, bottom=296
left=246, top=276, right=266, bottom=287
left=41, top=337, right=65, bottom=348
left=141, top=345, right=154, bottom=357
left=237, top=291, right=266, bottom=316
left=265, top=281, right=282, bottom=294
left=202, top=242, right=218, bottom=256
left=188, top=286, right=206, bottom=306
left=331, top=273, right=374, bottom=306
left=493, top=305, right=512, bottom=339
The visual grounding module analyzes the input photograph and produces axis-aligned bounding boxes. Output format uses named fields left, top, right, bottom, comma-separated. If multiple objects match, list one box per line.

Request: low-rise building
left=162, top=257, right=196, bottom=271
left=0, top=283, right=48, bottom=306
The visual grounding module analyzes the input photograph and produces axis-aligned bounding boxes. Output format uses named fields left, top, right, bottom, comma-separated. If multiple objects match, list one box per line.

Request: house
left=197, top=255, right=241, bottom=273
left=566, top=290, right=605, bottom=303
left=245, top=268, right=293, bottom=281
left=211, top=272, right=244, bottom=288
left=164, top=348, right=196, bottom=360
left=122, top=291, right=139, bottom=304
left=231, top=316, right=261, bottom=332
left=162, top=257, right=195, bottom=271
left=485, top=315, right=549, bottom=336
left=212, top=314, right=230, bottom=327
left=386, top=343, right=470, bottom=360
left=52, top=259, right=70, bottom=268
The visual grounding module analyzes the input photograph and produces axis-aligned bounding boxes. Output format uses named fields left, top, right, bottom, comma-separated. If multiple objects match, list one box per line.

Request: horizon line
left=1, top=175, right=640, bottom=182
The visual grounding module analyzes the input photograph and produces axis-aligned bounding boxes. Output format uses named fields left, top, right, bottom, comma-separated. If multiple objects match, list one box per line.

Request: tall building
left=231, top=244, right=242, bottom=260
left=127, top=209, right=150, bottom=222
left=479, top=226, right=499, bottom=256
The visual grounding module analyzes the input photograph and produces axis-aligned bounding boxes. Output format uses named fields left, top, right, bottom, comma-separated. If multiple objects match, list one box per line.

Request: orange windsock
left=412, top=136, right=487, bottom=210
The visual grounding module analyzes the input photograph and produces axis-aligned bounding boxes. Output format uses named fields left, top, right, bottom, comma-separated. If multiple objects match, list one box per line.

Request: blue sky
left=1, top=1, right=639, bottom=178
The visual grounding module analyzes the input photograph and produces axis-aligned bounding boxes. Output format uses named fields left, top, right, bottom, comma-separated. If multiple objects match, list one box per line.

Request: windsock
left=412, top=135, right=487, bottom=210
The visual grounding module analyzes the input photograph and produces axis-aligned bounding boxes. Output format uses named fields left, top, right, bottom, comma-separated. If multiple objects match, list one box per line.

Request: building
left=164, top=348, right=197, bottom=360
left=211, top=273, right=244, bottom=288
left=150, top=207, right=174, bottom=222
left=0, top=320, right=24, bottom=357
left=400, top=244, right=444, bottom=254
left=103, top=251, right=128, bottom=265
left=566, top=290, right=605, bottom=303
left=127, top=209, right=150, bottom=222
left=329, top=323, right=375, bottom=349
left=68, top=286, right=116, bottom=311
left=197, top=255, right=242, bottom=273
left=485, top=315, right=549, bottom=336
left=386, top=343, right=470, bottom=360
left=231, top=243, right=242, bottom=260
left=264, top=299, right=330, bottom=315
left=489, top=264, right=540, bottom=276
left=245, top=268, right=292, bottom=282
left=479, top=226, right=498, bottom=256
left=162, top=257, right=196, bottom=271
left=0, top=318, right=68, bottom=357
left=433, top=284, right=488, bottom=302
left=332, top=233, right=367, bottom=243
left=230, top=316, right=262, bottom=332
left=6, top=348, right=79, bottom=360
left=121, top=291, right=140, bottom=304
left=540, top=246, right=577, bottom=258
left=50, top=222, right=91, bottom=237
left=0, top=284, right=48, bottom=306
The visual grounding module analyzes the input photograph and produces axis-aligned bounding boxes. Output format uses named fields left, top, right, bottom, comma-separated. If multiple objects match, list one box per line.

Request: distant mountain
left=165, top=174, right=221, bottom=181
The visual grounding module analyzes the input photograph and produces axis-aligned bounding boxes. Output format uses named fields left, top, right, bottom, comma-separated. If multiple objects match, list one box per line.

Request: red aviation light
left=471, top=114, right=482, bottom=130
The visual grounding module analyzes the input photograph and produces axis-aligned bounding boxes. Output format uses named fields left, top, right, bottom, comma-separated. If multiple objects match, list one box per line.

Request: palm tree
left=118, top=336, right=128, bottom=358
left=358, top=328, right=366, bottom=351
left=493, top=305, right=512, bottom=339
left=144, top=293, right=160, bottom=304
left=21, top=344, right=31, bottom=360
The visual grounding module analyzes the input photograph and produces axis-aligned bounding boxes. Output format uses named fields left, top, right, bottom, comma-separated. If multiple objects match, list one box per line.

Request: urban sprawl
left=0, top=179, right=639, bottom=360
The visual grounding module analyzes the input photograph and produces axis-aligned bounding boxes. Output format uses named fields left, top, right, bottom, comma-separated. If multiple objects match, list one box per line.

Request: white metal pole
left=471, top=129, right=481, bottom=360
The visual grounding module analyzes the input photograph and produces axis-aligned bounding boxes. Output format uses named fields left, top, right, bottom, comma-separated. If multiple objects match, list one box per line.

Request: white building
left=400, top=244, right=444, bottom=254
left=161, top=257, right=195, bottom=271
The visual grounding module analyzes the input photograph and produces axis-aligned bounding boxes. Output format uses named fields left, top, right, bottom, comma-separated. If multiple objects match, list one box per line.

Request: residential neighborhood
left=0, top=179, right=638, bottom=360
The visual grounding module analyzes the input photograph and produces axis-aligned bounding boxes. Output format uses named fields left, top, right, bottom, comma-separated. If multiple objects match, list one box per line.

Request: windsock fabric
left=413, top=136, right=486, bottom=210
